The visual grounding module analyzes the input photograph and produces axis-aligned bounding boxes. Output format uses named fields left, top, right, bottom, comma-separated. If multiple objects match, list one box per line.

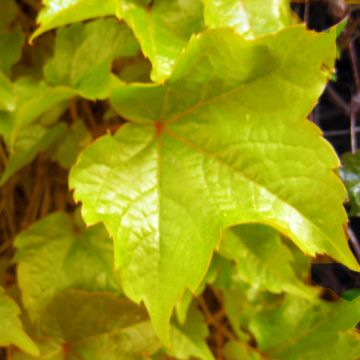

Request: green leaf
left=0, top=0, right=18, bottom=27
left=0, top=79, right=74, bottom=184
left=220, top=224, right=314, bottom=297
left=0, top=287, right=39, bottom=356
left=118, top=0, right=204, bottom=81
left=223, top=287, right=280, bottom=340
left=0, top=72, right=15, bottom=111
left=0, top=78, right=74, bottom=144
left=283, top=240, right=312, bottom=282
left=13, top=289, right=160, bottom=360
left=176, top=254, right=229, bottom=324
left=44, top=19, right=139, bottom=100
left=31, top=0, right=119, bottom=40
left=70, top=26, right=358, bottom=343
left=339, top=151, right=360, bottom=216
left=0, top=26, right=24, bottom=76
left=0, top=122, right=67, bottom=185
left=15, top=212, right=122, bottom=320
left=249, top=296, right=360, bottom=360
left=203, top=0, right=293, bottom=39
left=342, top=288, right=360, bottom=301
left=51, top=119, right=92, bottom=168
left=223, top=341, right=262, bottom=360
left=0, top=0, right=24, bottom=75
left=167, top=305, right=214, bottom=360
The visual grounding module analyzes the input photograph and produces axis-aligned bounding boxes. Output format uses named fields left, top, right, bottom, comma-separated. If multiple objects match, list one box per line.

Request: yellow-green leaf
left=15, top=212, right=122, bottom=319
left=220, top=224, right=314, bottom=297
left=44, top=18, right=139, bottom=100
left=70, top=26, right=358, bottom=343
left=31, top=0, right=118, bottom=40
left=118, top=0, right=204, bottom=81
left=0, top=287, right=39, bottom=356
left=203, top=0, right=294, bottom=39
left=13, top=289, right=160, bottom=360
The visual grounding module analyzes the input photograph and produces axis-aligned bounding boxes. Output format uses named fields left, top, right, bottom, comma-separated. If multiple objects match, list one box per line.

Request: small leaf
left=250, top=296, right=360, bottom=360
left=220, top=224, right=314, bottom=297
left=0, top=26, right=24, bottom=75
left=0, top=79, right=74, bottom=184
left=70, top=26, right=358, bottom=343
left=0, top=78, right=74, bottom=144
left=203, top=0, right=293, bottom=39
left=31, top=0, right=119, bottom=40
left=176, top=254, right=229, bottom=324
left=0, top=0, right=18, bottom=27
left=0, top=122, right=67, bottom=185
left=168, top=305, right=214, bottom=360
left=15, top=212, right=122, bottom=319
left=51, top=119, right=92, bottom=168
left=118, top=0, right=204, bottom=81
left=45, top=19, right=139, bottom=100
left=0, top=72, right=15, bottom=111
left=339, top=151, right=360, bottom=216
left=223, top=341, right=262, bottom=360
left=0, top=0, right=24, bottom=75
left=0, top=287, right=39, bottom=356
left=223, top=287, right=280, bottom=340
left=342, top=288, right=360, bottom=301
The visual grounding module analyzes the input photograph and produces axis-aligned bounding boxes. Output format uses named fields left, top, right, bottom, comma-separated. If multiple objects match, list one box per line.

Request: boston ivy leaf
left=339, top=151, right=360, bottom=216
left=0, top=0, right=18, bottom=27
left=31, top=0, right=118, bottom=40
left=176, top=254, right=228, bottom=325
left=118, top=0, right=204, bottom=81
left=342, top=288, right=360, bottom=301
left=0, top=287, right=39, bottom=356
left=13, top=289, right=160, bottom=360
left=203, top=0, right=293, bottom=39
left=15, top=212, right=122, bottom=320
left=0, top=79, right=74, bottom=185
left=70, top=26, right=359, bottom=342
left=167, top=305, right=214, bottom=360
left=283, top=240, right=312, bottom=282
left=0, top=26, right=24, bottom=76
left=44, top=19, right=139, bottom=100
left=0, top=78, right=74, bottom=145
left=223, top=286, right=280, bottom=340
left=0, top=72, right=15, bottom=111
left=220, top=224, right=314, bottom=297
left=249, top=296, right=360, bottom=360
left=223, top=341, right=262, bottom=360
left=0, top=0, right=24, bottom=75
left=51, top=119, right=92, bottom=168
left=0, top=121, right=67, bottom=185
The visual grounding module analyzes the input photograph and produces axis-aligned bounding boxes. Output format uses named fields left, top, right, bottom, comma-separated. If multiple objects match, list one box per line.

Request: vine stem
left=349, top=41, right=360, bottom=153
left=348, top=227, right=360, bottom=262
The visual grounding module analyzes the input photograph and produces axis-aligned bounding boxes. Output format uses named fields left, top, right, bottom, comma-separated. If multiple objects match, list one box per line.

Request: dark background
left=292, top=0, right=360, bottom=297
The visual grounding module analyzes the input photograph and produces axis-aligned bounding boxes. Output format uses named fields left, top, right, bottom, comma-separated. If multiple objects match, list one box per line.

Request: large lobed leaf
left=70, top=25, right=359, bottom=342
left=14, top=212, right=213, bottom=359
left=32, top=0, right=294, bottom=82
left=12, top=289, right=159, bottom=360
left=15, top=212, right=122, bottom=319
